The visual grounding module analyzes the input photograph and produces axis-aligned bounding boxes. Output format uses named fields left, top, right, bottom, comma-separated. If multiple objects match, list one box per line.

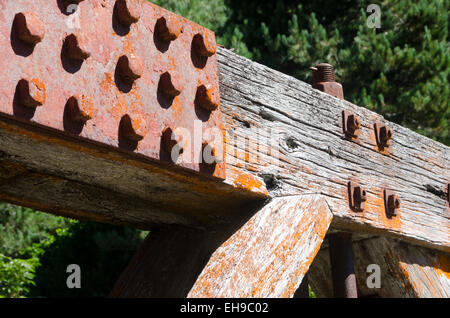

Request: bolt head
left=195, top=84, right=219, bottom=111
left=155, top=16, right=183, bottom=42
left=117, top=54, right=144, bottom=84
left=15, top=12, right=45, bottom=45
left=159, top=72, right=184, bottom=98
left=64, top=33, right=90, bottom=61
left=121, top=114, right=148, bottom=142
left=115, top=0, right=141, bottom=27
left=68, top=95, right=94, bottom=122
left=193, top=32, right=216, bottom=57
left=18, top=78, right=46, bottom=107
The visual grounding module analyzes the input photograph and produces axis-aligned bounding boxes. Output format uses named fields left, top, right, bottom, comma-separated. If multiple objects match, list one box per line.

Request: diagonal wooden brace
left=110, top=194, right=333, bottom=298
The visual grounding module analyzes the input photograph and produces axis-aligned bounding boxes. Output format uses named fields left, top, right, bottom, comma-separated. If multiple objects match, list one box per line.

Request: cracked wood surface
left=188, top=194, right=332, bottom=297
left=0, top=47, right=448, bottom=251
left=111, top=194, right=332, bottom=298
left=217, top=48, right=449, bottom=252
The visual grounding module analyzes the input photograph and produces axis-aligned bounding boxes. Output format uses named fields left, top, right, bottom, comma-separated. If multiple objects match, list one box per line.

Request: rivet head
left=195, top=84, right=219, bottom=111
left=18, top=78, right=46, bottom=107
left=120, top=114, right=148, bottom=142
left=67, top=95, right=94, bottom=122
left=162, top=127, right=185, bottom=155
left=192, top=32, right=216, bottom=57
left=15, top=12, right=45, bottom=45
left=155, top=16, right=183, bottom=42
left=159, top=72, right=184, bottom=98
left=115, top=0, right=141, bottom=27
left=64, top=33, right=90, bottom=61
left=117, top=54, right=143, bottom=84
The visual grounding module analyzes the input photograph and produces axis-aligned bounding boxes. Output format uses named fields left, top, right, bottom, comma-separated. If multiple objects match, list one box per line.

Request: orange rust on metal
left=342, top=110, right=361, bottom=140
left=347, top=181, right=367, bottom=212
left=0, top=0, right=225, bottom=179
left=384, top=189, right=401, bottom=218
left=374, top=122, right=394, bottom=152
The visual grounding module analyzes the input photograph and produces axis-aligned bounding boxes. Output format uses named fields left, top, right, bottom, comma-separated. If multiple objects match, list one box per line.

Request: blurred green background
left=1, top=0, right=448, bottom=298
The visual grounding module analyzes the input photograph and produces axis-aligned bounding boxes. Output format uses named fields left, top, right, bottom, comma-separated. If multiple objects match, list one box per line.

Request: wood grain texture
left=188, top=194, right=333, bottom=298
left=0, top=46, right=448, bottom=251
left=0, top=113, right=265, bottom=229
left=217, top=48, right=450, bottom=251
left=308, top=236, right=450, bottom=298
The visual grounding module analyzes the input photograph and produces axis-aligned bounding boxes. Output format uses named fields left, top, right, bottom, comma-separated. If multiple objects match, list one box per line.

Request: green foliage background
left=0, top=0, right=448, bottom=298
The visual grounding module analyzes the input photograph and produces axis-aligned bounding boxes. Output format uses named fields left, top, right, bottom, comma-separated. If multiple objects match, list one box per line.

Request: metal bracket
left=0, top=0, right=225, bottom=179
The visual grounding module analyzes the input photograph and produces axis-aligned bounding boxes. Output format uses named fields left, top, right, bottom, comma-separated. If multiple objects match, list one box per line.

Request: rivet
left=64, top=33, right=90, bottom=61
left=117, top=54, right=143, bottom=84
left=161, top=127, right=184, bottom=156
left=17, top=78, right=46, bottom=107
left=115, top=0, right=141, bottom=27
left=192, top=32, right=216, bottom=57
left=195, top=84, right=219, bottom=111
left=14, top=12, right=45, bottom=45
left=155, top=16, right=183, bottom=42
left=120, top=114, right=147, bottom=142
left=159, top=72, right=184, bottom=98
left=66, top=95, right=93, bottom=122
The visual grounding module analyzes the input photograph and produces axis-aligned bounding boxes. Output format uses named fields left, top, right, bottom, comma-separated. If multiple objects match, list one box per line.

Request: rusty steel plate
left=0, top=0, right=225, bottom=179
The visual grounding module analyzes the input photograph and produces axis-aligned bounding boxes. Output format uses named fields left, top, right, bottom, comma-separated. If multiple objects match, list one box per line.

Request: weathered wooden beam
left=189, top=194, right=332, bottom=297
left=0, top=46, right=448, bottom=251
left=308, top=236, right=450, bottom=298
left=110, top=194, right=332, bottom=297
left=217, top=48, right=449, bottom=251
left=0, top=113, right=265, bottom=229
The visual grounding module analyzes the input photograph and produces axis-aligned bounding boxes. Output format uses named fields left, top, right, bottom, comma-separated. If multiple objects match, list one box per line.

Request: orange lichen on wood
left=188, top=194, right=333, bottom=298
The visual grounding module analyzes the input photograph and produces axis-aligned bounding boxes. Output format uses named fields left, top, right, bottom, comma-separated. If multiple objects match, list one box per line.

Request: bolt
left=155, top=16, right=183, bottom=42
left=115, top=0, right=140, bottom=27
left=14, top=12, right=45, bottom=45
left=375, top=122, right=393, bottom=149
left=120, top=114, right=147, bottom=142
left=66, top=95, right=94, bottom=122
left=17, top=78, right=46, bottom=107
left=311, top=63, right=335, bottom=85
left=348, top=182, right=367, bottom=212
left=384, top=190, right=400, bottom=218
left=117, top=54, right=143, bottom=84
left=192, top=32, right=216, bottom=57
left=64, top=33, right=90, bottom=61
left=159, top=72, right=184, bottom=98
left=195, top=84, right=219, bottom=111
left=379, top=125, right=393, bottom=145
